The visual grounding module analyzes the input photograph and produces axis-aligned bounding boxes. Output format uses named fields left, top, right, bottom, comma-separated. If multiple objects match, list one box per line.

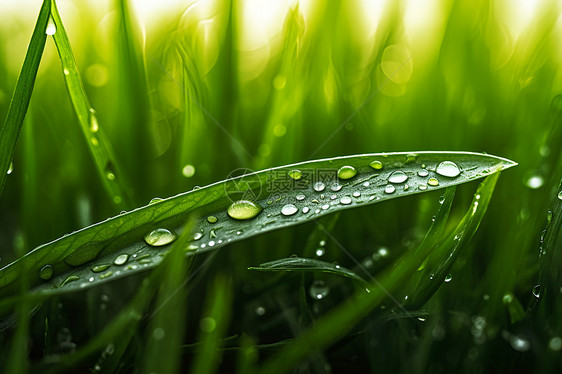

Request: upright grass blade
left=190, top=275, right=232, bottom=374
left=49, top=0, right=130, bottom=208
left=141, top=222, right=193, bottom=374
left=0, top=152, right=515, bottom=300
left=258, top=173, right=500, bottom=374
left=0, top=0, right=50, bottom=198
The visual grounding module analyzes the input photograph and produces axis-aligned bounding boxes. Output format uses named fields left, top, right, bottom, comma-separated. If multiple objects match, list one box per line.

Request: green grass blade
left=190, top=275, right=232, bottom=374
left=258, top=173, right=501, bottom=374
left=0, top=151, right=515, bottom=299
left=141, top=222, right=192, bottom=374
left=249, top=257, right=370, bottom=290
left=49, top=0, right=130, bottom=208
left=0, top=0, right=50, bottom=198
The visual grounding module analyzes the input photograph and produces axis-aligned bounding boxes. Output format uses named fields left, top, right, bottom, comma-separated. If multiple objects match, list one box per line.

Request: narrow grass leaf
left=258, top=173, right=500, bottom=374
left=49, top=0, right=130, bottom=208
left=249, top=257, right=370, bottom=290
left=0, top=0, right=50, bottom=197
left=190, top=275, right=232, bottom=374
left=0, top=152, right=516, bottom=300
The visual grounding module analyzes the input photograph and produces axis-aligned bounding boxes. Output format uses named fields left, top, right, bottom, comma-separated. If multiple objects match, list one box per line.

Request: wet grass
left=0, top=0, right=561, bottom=373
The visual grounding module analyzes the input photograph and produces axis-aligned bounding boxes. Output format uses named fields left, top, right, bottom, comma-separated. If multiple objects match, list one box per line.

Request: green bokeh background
left=0, top=0, right=561, bottom=372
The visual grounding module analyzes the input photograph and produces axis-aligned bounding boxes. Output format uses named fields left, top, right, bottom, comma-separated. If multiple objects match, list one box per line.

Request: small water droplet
left=100, top=271, right=113, bottom=279
left=353, top=191, right=361, bottom=197
left=152, top=327, right=165, bottom=340
left=388, top=170, right=408, bottom=184
left=532, top=284, right=541, bottom=298
left=208, top=240, right=215, bottom=247
left=436, top=161, right=461, bottom=177
left=207, top=216, right=218, bottom=224
left=418, top=169, right=429, bottom=177
left=227, top=200, right=262, bottom=220
left=91, top=264, right=110, bottom=273
left=296, top=193, right=306, bottom=201
left=316, top=248, right=325, bottom=256
left=88, top=276, right=94, bottom=282
left=149, top=197, right=164, bottom=204
left=428, top=178, right=439, bottom=186
left=385, top=185, right=395, bottom=194
left=557, top=191, right=562, bottom=200
left=281, top=204, right=298, bottom=216
left=302, top=207, right=310, bottom=213
left=444, top=274, right=452, bottom=283
left=89, top=108, right=99, bottom=133
left=199, top=317, right=216, bottom=332
left=378, top=247, right=388, bottom=256
left=337, top=165, right=357, bottom=180
left=370, top=160, right=383, bottom=170
left=330, top=183, right=343, bottom=192
left=61, top=275, right=80, bottom=287
left=144, top=228, right=178, bottom=246
left=193, top=232, right=203, bottom=240
left=288, top=169, right=302, bottom=180
left=113, top=254, right=128, bottom=266
left=6, top=162, right=13, bottom=175
left=45, top=17, right=56, bottom=35
left=439, top=195, right=445, bottom=204
left=502, top=293, right=514, bottom=304
left=548, top=337, right=562, bottom=351
left=39, top=264, right=53, bottom=280
left=419, top=184, right=427, bottom=190
left=507, top=334, right=530, bottom=352
left=321, top=204, right=329, bottom=210
left=340, top=196, right=352, bottom=205
left=309, top=280, right=330, bottom=300
left=363, top=181, right=370, bottom=187
left=182, top=164, right=195, bottom=178
left=313, top=182, right=325, bottom=192
left=525, top=174, right=544, bottom=189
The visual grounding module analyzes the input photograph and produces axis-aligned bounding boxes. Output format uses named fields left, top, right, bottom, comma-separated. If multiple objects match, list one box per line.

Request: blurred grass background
left=0, top=0, right=561, bottom=372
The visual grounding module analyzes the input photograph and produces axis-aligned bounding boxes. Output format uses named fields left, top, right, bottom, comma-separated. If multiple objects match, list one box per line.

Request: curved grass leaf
left=258, top=172, right=501, bottom=374
left=0, top=0, right=50, bottom=197
left=249, top=257, right=370, bottom=290
left=0, top=152, right=516, bottom=300
left=49, top=0, right=131, bottom=208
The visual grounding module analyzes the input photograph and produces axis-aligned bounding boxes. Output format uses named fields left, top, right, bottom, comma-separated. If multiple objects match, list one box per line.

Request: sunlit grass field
left=0, top=0, right=561, bottom=372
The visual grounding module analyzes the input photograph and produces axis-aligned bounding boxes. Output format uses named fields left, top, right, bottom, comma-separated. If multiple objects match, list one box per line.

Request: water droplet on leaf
left=388, top=170, right=408, bottom=184
left=39, top=264, right=53, bottom=280
left=435, top=161, right=461, bottom=177
left=385, top=185, right=395, bottom=194
left=337, top=165, right=357, bottom=180
left=281, top=204, right=298, bottom=216
left=370, top=160, right=383, bottom=170
left=144, top=228, right=178, bottom=246
left=207, top=216, right=218, bottom=224
left=313, top=182, right=325, bottom=192
left=340, top=196, right=352, bottom=205
left=428, top=178, right=439, bottom=186
left=113, top=254, right=128, bottom=266
left=288, top=169, right=302, bottom=180
left=227, top=200, right=262, bottom=220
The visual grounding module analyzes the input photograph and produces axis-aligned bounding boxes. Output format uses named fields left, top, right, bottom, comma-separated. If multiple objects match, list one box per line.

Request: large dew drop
left=388, top=170, right=408, bottom=184
left=337, top=165, right=357, bottom=180
left=281, top=204, right=298, bottom=216
left=144, top=228, right=178, bottom=247
left=435, top=161, right=461, bottom=178
left=39, top=264, right=53, bottom=280
left=227, top=200, right=262, bottom=220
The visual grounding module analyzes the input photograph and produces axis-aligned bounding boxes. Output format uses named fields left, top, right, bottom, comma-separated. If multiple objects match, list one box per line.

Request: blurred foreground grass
left=0, top=0, right=561, bottom=372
